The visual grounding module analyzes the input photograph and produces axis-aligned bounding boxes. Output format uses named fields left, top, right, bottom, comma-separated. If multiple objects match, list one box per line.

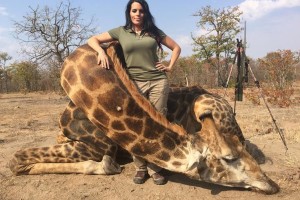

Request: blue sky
left=1, top=0, right=300, bottom=62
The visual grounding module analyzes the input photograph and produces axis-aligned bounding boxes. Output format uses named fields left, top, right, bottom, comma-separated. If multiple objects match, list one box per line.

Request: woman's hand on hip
left=156, top=62, right=172, bottom=72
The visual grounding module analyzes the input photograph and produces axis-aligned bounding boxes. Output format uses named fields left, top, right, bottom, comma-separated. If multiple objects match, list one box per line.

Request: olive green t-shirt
left=108, top=26, right=167, bottom=81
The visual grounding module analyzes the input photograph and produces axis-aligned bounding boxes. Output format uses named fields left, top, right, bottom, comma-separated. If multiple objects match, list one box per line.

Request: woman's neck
left=132, top=25, right=142, bottom=33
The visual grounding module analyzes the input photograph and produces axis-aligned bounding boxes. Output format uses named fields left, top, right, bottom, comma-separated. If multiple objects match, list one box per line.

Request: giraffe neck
left=60, top=43, right=202, bottom=173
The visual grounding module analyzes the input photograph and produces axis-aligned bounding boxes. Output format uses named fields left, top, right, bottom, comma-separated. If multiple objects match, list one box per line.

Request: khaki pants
left=132, top=78, right=169, bottom=175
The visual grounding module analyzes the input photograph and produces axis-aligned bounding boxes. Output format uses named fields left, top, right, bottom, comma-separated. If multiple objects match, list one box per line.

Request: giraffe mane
left=105, top=42, right=187, bottom=136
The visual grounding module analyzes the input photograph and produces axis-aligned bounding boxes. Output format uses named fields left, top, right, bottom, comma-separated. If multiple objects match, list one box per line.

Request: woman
left=87, top=0, right=181, bottom=185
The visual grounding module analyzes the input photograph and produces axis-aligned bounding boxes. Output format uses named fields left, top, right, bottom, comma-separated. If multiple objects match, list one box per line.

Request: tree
left=192, top=6, right=242, bottom=87
left=13, top=1, right=97, bottom=68
left=10, top=61, right=41, bottom=92
left=168, top=56, right=203, bottom=87
left=258, top=50, right=297, bottom=90
left=257, top=50, right=298, bottom=107
left=0, top=52, right=12, bottom=93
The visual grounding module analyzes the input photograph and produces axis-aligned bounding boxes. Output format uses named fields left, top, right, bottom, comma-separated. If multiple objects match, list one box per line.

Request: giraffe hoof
left=102, top=155, right=122, bottom=175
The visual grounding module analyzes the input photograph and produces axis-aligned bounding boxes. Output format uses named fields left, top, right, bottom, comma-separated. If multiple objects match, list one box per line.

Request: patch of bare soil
left=0, top=91, right=299, bottom=200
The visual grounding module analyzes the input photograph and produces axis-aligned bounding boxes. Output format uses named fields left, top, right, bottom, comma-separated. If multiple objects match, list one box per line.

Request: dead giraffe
left=9, top=42, right=279, bottom=194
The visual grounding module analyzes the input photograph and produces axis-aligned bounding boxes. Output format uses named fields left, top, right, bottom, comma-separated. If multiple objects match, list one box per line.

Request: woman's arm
left=87, top=32, right=115, bottom=69
left=156, top=36, right=181, bottom=72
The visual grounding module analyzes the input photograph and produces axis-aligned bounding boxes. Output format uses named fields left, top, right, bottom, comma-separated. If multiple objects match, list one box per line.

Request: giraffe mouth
left=249, top=177, right=280, bottom=194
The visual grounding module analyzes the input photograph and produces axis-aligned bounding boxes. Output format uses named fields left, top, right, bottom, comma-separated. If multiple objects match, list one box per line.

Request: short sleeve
left=108, top=26, right=122, bottom=40
left=158, top=29, right=167, bottom=39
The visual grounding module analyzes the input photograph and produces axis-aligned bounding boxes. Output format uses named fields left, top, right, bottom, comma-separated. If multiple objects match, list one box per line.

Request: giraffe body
left=9, top=43, right=279, bottom=194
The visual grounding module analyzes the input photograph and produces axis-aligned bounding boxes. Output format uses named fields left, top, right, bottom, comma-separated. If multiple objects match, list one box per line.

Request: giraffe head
left=180, top=95, right=279, bottom=194
left=188, top=134, right=279, bottom=194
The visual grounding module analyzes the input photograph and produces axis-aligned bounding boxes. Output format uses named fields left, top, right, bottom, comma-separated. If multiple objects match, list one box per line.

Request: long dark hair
left=124, top=0, right=163, bottom=44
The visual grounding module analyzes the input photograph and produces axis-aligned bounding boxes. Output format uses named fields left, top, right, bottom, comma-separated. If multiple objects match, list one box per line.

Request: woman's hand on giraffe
left=155, top=62, right=172, bottom=72
left=97, top=51, right=110, bottom=69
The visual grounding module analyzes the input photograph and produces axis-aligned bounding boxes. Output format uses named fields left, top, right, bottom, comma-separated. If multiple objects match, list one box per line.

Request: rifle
left=234, top=38, right=247, bottom=101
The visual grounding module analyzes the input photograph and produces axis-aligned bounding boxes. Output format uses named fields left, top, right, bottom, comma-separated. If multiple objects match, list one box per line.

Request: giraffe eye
left=199, top=111, right=212, bottom=122
left=222, top=157, right=238, bottom=164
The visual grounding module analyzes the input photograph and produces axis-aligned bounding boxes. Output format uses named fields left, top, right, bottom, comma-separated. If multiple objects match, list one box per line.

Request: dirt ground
left=0, top=89, right=299, bottom=200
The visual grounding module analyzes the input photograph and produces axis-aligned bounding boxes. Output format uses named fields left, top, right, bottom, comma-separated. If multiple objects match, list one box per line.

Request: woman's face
left=130, top=2, right=144, bottom=28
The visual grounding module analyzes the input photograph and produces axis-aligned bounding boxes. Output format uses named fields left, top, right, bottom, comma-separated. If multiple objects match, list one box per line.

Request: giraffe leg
left=9, top=101, right=122, bottom=176
left=9, top=157, right=121, bottom=175
left=9, top=142, right=121, bottom=175
left=59, top=101, right=119, bottom=160
left=9, top=155, right=121, bottom=175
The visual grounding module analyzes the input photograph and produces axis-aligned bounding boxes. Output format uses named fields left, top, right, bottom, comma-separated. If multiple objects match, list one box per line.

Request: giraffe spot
left=213, top=112, right=220, bottom=119
left=93, top=108, right=110, bottom=127
left=41, top=147, right=50, bottom=152
left=73, top=152, right=80, bottom=158
left=43, top=159, right=52, bottom=163
left=56, top=159, right=67, bottom=163
left=216, top=166, right=224, bottom=173
left=127, top=98, right=144, bottom=118
left=31, top=152, right=41, bottom=160
left=173, top=149, right=186, bottom=159
left=167, top=132, right=183, bottom=145
left=221, top=113, right=226, bottom=119
left=60, top=108, right=72, bottom=127
left=82, top=121, right=97, bottom=134
left=124, top=118, right=143, bottom=134
left=73, top=107, right=87, bottom=120
left=40, top=151, right=50, bottom=157
left=202, top=99, right=215, bottom=105
left=69, top=120, right=87, bottom=135
left=224, top=105, right=230, bottom=112
left=131, top=141, right=160, bottom=157
left=172, top=161, right=182, bottom=167
left=216, top=102, right=222, bottom=109
left=111, top=120, right=126, bottom=131
left=63, top=66, right=78, bottom=86
left=143, top=118, right=164, bottom=140
left=94, top=129, right=109, bottom=140
left=18, top=154, right=28, bottom=162
left=156, top=151, right=171, bottom=161
left=161, top=135, right=176, bottom=150
left=57, top=152, right=64, bottom=158
left=79, top=149, right=92, bottom=159
left=97, top=87, right=127, bottom=117
left=80, top=136, right=96, bottom=146
left=111, top=132, right=137, bottom=147
left=83, top=54, right=97, bottom=66
left=79, top=68, right=100, bottom=90
left=75, top=90, right=93, bottom=109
